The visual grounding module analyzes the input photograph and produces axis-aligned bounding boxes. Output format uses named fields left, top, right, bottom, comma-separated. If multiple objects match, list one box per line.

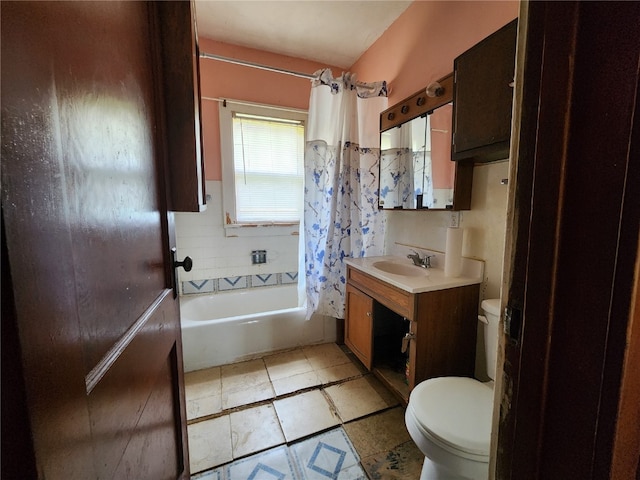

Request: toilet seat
left=407, top=377, right=493, bottom=462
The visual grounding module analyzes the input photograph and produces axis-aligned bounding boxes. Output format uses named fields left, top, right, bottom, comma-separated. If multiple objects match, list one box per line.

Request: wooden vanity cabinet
left=345, top=266, right=479, bottom=402
left=452, top=19, right=518, bottom=163
left=344, top=284, right=374, bottom=369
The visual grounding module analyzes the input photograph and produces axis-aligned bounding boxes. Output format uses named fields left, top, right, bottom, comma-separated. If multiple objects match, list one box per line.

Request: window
left=219, top=100, right=306, bottom=230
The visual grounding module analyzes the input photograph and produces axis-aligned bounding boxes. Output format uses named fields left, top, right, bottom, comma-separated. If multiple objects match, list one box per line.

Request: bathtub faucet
left=407, top=250, right=433, bottom=268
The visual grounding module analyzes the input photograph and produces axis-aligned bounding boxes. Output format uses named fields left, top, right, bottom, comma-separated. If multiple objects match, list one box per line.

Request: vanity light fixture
left=425, top=81, right=444, bottom=98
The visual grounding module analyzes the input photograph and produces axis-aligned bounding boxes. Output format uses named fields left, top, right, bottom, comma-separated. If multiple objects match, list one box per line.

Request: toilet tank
left=480, top=299, right=501, bottom=381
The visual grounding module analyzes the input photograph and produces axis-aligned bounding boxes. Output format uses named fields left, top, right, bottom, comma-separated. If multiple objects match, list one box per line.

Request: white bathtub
left=180, top=285, right=335, bottom=372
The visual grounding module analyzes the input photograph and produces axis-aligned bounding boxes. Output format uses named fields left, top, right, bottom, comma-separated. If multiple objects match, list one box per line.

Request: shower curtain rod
left=199, top=52, right=379, bottom=90
left=201, top=96, right=308, bottom=115
left=200, top=52, right=315, bottom=79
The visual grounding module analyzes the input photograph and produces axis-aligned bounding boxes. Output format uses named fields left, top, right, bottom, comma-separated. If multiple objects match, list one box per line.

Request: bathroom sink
left=372, top=261, right=430, bottom=277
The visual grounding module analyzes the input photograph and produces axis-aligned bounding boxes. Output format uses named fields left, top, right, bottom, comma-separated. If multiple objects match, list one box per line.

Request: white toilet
left=405, top=298, right=501, bottom=480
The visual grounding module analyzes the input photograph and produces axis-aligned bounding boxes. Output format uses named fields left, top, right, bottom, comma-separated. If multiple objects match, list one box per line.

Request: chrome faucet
left=407, top=250, right=433, bottom=268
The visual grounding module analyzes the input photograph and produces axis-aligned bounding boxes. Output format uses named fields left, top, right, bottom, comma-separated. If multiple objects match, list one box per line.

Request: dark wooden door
left=497, top=2, right=640, bottom=479
left=1, top=2, right=190, bottom=478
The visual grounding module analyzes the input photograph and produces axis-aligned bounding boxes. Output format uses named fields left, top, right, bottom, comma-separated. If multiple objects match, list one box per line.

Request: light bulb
left=426, top=82, right=444, bottom=98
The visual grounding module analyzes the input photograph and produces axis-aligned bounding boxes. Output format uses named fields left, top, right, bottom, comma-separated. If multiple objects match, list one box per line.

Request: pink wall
left=198, top=38, right=342, bottom=180
left=353, top=0, right=517, bottom=190
left=198, top=1, right=518, bottom=180
left=352, top=1, right=518, bottom=105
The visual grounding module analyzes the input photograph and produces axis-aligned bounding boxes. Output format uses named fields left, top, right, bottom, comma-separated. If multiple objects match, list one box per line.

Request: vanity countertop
left=345, top=255, right=483, bottom=294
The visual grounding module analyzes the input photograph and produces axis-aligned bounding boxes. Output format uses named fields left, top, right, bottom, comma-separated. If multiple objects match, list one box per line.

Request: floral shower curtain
left=304, top=69, right=388, bottom=319
left=379, top=118, right=433, bottom=209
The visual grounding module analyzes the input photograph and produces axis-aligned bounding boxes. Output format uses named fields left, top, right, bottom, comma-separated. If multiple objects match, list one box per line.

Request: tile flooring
left=186, top=343, right=423, bottom=479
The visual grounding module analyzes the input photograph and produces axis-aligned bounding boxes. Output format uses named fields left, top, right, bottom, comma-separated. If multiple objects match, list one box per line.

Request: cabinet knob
left=366, top=311, right=372, bottom=317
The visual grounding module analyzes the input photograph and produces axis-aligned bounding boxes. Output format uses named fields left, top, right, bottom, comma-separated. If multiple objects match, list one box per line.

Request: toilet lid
left=408, top=377, right=493, bottom=458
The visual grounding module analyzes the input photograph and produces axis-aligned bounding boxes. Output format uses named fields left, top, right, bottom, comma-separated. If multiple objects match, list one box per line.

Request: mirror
left=379, top=103, right=455, bottom=209
left=378, top=73, right=472, bottom=211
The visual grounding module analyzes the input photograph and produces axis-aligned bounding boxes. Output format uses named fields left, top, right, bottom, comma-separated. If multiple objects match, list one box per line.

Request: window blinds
left=232, top=114, right=304, bottom=223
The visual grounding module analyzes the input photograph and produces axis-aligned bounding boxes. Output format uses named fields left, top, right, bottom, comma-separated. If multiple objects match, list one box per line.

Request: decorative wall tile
left=180, top=271, right=302, bottom=295
left=218, top=276, right=248, bottom=291
left=182, top=279, right=215, bottom=295
left=251, top=273, right=278, bottom=288
left=281, top=272, right=299, bottom=285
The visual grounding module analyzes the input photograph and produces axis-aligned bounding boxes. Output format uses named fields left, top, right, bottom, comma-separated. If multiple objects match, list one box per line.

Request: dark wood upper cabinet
left=452, top=19, right=518, bottom=163
left=155, top=1, right=206, bottom=212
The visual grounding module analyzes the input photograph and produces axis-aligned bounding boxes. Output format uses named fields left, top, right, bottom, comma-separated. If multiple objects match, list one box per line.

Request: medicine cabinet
left=452, top=19, right=518, bottom=163
left=379, top=73, right=473, bottom=210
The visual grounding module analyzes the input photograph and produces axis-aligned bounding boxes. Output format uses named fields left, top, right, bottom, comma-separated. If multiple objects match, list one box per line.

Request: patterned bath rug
left=191, top=467, right=223, bottom=479
left=225, top=445, right=298, bottom=479
left=291, top=427, right=366, bottom=479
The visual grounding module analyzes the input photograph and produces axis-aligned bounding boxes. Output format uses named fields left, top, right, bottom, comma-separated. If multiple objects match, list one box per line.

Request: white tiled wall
left=384, top=160, right=509, bottom=301
left=181, top=164, right=508, bottom=299
left=175, top=181, right=300, bottom=291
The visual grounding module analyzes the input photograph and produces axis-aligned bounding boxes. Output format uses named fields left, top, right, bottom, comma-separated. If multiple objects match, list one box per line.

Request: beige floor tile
left=230, top=404, right=285, bottom=458
left=316, top=362, right=362, bottom=385
left=343, top=350, right=372, bottom=375
left=187, top=415, right=232, bottom=473
left=343, top=407, right=411, bottom=458
left=361, top=440, right=424, bottom=479
left=303, top=343, right=351, bottom=370
left=222, top=381, right=274, bottom=410
left=273, top=390, right=340, bottom=442
left=271, top=370, right=321, bottom=396
left=220, top=358, right=270, bottom=392
left=184, top=367, right=221, bottom=401
left=187, top=393, right=222, bottom=420
left=220, top=358, right=274, bottom=409
left=264, top=349, right=315, bottom=381
left=325, top=375, right=398, bottom=422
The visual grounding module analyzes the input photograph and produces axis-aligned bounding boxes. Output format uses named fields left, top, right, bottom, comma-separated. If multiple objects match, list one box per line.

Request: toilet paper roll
left=444, top=227, right=464, bottom=277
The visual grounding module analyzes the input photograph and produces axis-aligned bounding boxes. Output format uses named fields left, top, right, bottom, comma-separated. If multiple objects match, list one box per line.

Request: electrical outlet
left=450, top=211, right=460, bottom=228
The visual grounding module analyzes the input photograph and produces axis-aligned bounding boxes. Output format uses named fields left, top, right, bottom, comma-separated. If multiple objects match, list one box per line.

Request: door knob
left=174, top=256, right=193, bottom=272
left=171, top=247, right=193, bottom=272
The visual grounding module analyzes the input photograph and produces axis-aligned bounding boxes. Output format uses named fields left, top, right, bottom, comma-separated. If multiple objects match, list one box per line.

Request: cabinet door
left=452, top=19, right=518, bottom=162
left=156, top=0, right=206, bottom=212
left=345, top=284, right=374, bottom=369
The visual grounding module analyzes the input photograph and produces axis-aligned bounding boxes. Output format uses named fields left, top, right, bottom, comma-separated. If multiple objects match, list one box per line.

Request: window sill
left=223, top=222, right=300, bottom=238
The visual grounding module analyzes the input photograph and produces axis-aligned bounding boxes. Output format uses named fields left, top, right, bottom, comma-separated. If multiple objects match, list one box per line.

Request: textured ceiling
left=195, top=1, right=412, bottom=69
